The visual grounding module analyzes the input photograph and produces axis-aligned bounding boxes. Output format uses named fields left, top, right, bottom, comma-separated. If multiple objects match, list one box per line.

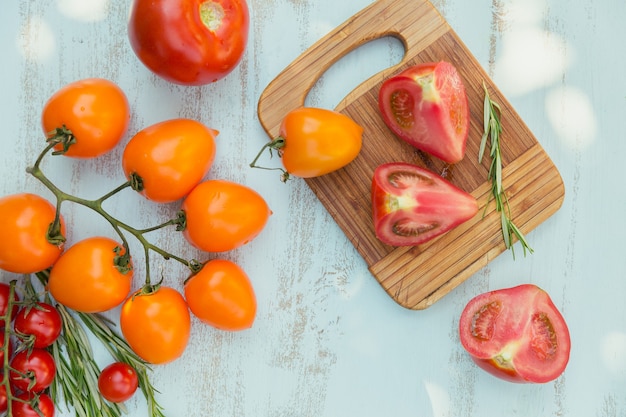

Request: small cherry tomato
left=0, top=193, right=65, bottom=274
left=14, top=302, right=63, bottom=348
left=0, top=332, right=14, bottom=371
left=128, top=0, right=250, bottom=85
left=48, top=237, right=133, bottom=313
left=41, top=78, right=130, bottom=158
left=11, top=392, right=55, bottom=417
left=10, top=348, right=57, bottom=393
left=459, top=284, right=571, bottom=383
left=98, top=362, right=139, bottom=403
left=182, top=180, right=271, bottom=252
left=185, top=259, right=256, bottom=330
left=0, top=282, right=20, bottom=326
left=122, top=119, right=218, bottom=203
left=120, top=286, right=191, bottom=364
left=252, top=107, right=363, bottom=181
left=0, top=384, right=7, bottom=413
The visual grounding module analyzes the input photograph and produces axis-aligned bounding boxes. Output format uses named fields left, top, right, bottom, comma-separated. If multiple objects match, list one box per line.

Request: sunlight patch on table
left=600, top=331, right=626, bottom=377
left=16, top=17, right=56, bottom=62
left=424, top=381, right=451, bottom=417
left=545, top=85, right=597, bottom=149
left=57, top=0, right=109, bottom=22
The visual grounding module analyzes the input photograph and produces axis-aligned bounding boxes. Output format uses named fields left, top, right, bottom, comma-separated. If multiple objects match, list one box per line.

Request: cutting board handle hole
left=304, top=36, right=404, bottom=109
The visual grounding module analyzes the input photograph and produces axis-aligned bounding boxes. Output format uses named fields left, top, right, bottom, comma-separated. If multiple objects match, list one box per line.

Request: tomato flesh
left=459, top=284, right=571, bottom=383
left=378, top=61, right=469, bottom=164
left=371, top=162, right=478, bottom=246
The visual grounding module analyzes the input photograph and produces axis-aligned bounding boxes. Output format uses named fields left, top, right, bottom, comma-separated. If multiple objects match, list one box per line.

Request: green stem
left=249, top=137, right=291, bottom=182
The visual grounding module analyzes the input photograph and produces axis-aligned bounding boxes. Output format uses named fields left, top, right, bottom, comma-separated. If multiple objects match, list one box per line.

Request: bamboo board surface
left=257, top=0, right=565, bottom=310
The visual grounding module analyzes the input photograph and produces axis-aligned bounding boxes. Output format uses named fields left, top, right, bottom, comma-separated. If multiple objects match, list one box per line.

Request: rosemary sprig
left=479, top=82, right=533, bottom=258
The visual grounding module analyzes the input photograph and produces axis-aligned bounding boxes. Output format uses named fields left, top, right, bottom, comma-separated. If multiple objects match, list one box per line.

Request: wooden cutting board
left=257, top=0, right=565, bottom=310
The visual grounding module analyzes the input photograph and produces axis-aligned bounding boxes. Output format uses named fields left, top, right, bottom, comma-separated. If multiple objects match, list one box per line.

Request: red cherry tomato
left=10, top=348, right=57, bottom=393
left=0, top=282, right=20, bottom=326
left=185, top=259, right=256, bottom=330
left=459, top=284, right=571, bottom=383
left=128, top=0, right=250, bottom=85
left=122, top=119, right=218, bottom=203
left=98, top=362, right=139, bottom=403
left=0, top=193, right=66, bottom=274
left=41, top=78, right=130, bottom=158
left=371, top=162, right=478, bottom=246
left=0, top=384, right=7, bottom=413
left=11, top=392, right=55, bottom=417
left=379, top=61, right=470, bottom=164
left=14, top=302, right=63, bottom=348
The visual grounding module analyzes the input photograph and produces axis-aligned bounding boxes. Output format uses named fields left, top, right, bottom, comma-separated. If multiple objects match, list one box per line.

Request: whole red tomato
left=11, top=392, right=55, bottom=417
left=48, top=237, right=133, bottom=313
left=120, top=286, right=191, bottom=364
left=10, top=348, right=57, bottom=392
left=185, top=259, right=256, bottom=330
left=0, top=282, right=20, bottom=326
left=0, top=384, right=7, bottom=413
left=459, top=284, right=571, bottom=383
left=0, top=193, right=65, bottom=274
left=98, top=362, right=139, bottom=403
left=128, top=0, right=250, bottom=85
left=41, top=78, right=130, bottom=158
left=122, top=119, right=218, bottom=203
left=14, top=302, right=63, bottom=348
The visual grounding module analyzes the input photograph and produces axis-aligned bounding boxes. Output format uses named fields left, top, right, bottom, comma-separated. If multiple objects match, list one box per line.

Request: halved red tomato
left=378, top=61, right=469, bottom=164
left=459, top=284, right=571, bottom=383
left=372, top=162, right=478, bottom=246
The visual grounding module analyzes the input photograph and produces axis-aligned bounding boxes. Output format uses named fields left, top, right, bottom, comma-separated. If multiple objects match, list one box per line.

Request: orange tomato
left=120, top=286, right=190, bottom=364
left=41, top=78, right=130, bottom=158
left=184, top=259, right=256, bottom=331
left=48, top=237, right=133, bottom=313
left=181, top=180, right=271, bottom=252
left=122, top=119, right=218, bottom=203
left=0, top=193, right=65, bottom=274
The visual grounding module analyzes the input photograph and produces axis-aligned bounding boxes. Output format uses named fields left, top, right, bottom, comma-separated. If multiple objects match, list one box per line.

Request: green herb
left=479, top=82, right=533, bottom=258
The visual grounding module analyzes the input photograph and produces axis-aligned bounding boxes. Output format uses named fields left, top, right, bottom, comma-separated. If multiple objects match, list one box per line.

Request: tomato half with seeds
left=42, top=78, right=130, bottom=158
left=10, top=348, right=56, bottom=392
left=122, top=119, right=218, bottom=203
left=379, top=61, right=469, bottom=164
left=182, top=180, right=271, bottom=252
left=459, top=284, right=571, bottom=383
left=185, top=259, right=256, bottom=330
left=0, top=193, right=65, bottom=274
left=128, top=0, right=249, bottom=85
left=48, top=237, right=133, bottom=313
left=371, top=162, right=478, bottom=246
left=14, top=302, right=62, bottom=348
left=120, top=286, right=191, bottom=364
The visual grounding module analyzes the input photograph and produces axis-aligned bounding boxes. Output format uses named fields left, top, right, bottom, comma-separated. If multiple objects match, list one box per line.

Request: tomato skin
left=0, top=282, right=20, bottom=326
left=182, top=180, right=271, bottom=252
left=128, top=0, right=249, bottom=85
left=10, top=348, right=57, bottom=392
left=98, top=362, right=139, bottom=403
left=185, top=259, right=256, bottom=330
left=379, top=61, right=469, bottom=163
left=278, top=107, right=363, bottom=178
left=14, top=302, right=63, bottom=349
left=459, top=284, right=571, bottom=383
left=120, top=286, right=191, bottom=364
left=41, top=78, right=130, bottom=158
left=371, top=162, right=478, bottom=246
left=0, top=193, right=65, bottom=274
left=48, top=237, right=133, bottom=313
left=122, top=119, right=218, bottom=203
left=0, top=384, right=7, bottom=413
left=11, top=392, right=55, bottom=417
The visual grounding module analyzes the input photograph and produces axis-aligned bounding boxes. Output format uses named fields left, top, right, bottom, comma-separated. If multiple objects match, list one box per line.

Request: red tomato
left=122, top=119, right=218, bottom=203
left=10, top=348, right=57, bottom=392
left=0, top=332, right=13, bottom=372
left=98, top=362, right=139, bottom=403
left=41, top=78, right=130, bottom=158
left=0, top=193, right=65, bottom=274
left=48, top=237, right=133, bottom=313
left=378, top=61, right=470, bottom=164
left=185, top=259, right=256, bottom=330
left=0, top=384, right=7, bottom=413
left=11, top=392, right=55, bottom=417
left=14, top=302, right=63, bottom=348
left=371, top=162, right=478, bottom=246
left=182, top=180, right=271, bottom=252
left=120, top=286, right=191, bottom=364
left=459, top=284, right=571, bottom=383
left=0, top=282, right=20, bottom=326
left=128, top=0, right=250, bottom=85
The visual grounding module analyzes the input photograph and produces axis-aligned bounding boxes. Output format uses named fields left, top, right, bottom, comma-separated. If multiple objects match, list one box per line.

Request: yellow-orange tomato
left=182, top=180, right=271, bottom=252
left=41, top=78, right=130, bottom=158
left=48, top=237, right=133, bottom=313
left=122, top=119, right=218, bottom=203
left=120, top=286, right=190, bottom=364
left=185, top=259, right=256, bottom=331
left=0, top=193, right=65, bottom=274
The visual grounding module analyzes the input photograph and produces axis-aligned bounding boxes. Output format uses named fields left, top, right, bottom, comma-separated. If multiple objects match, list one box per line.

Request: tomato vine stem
left=249, top=137, right=292, bottom=182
